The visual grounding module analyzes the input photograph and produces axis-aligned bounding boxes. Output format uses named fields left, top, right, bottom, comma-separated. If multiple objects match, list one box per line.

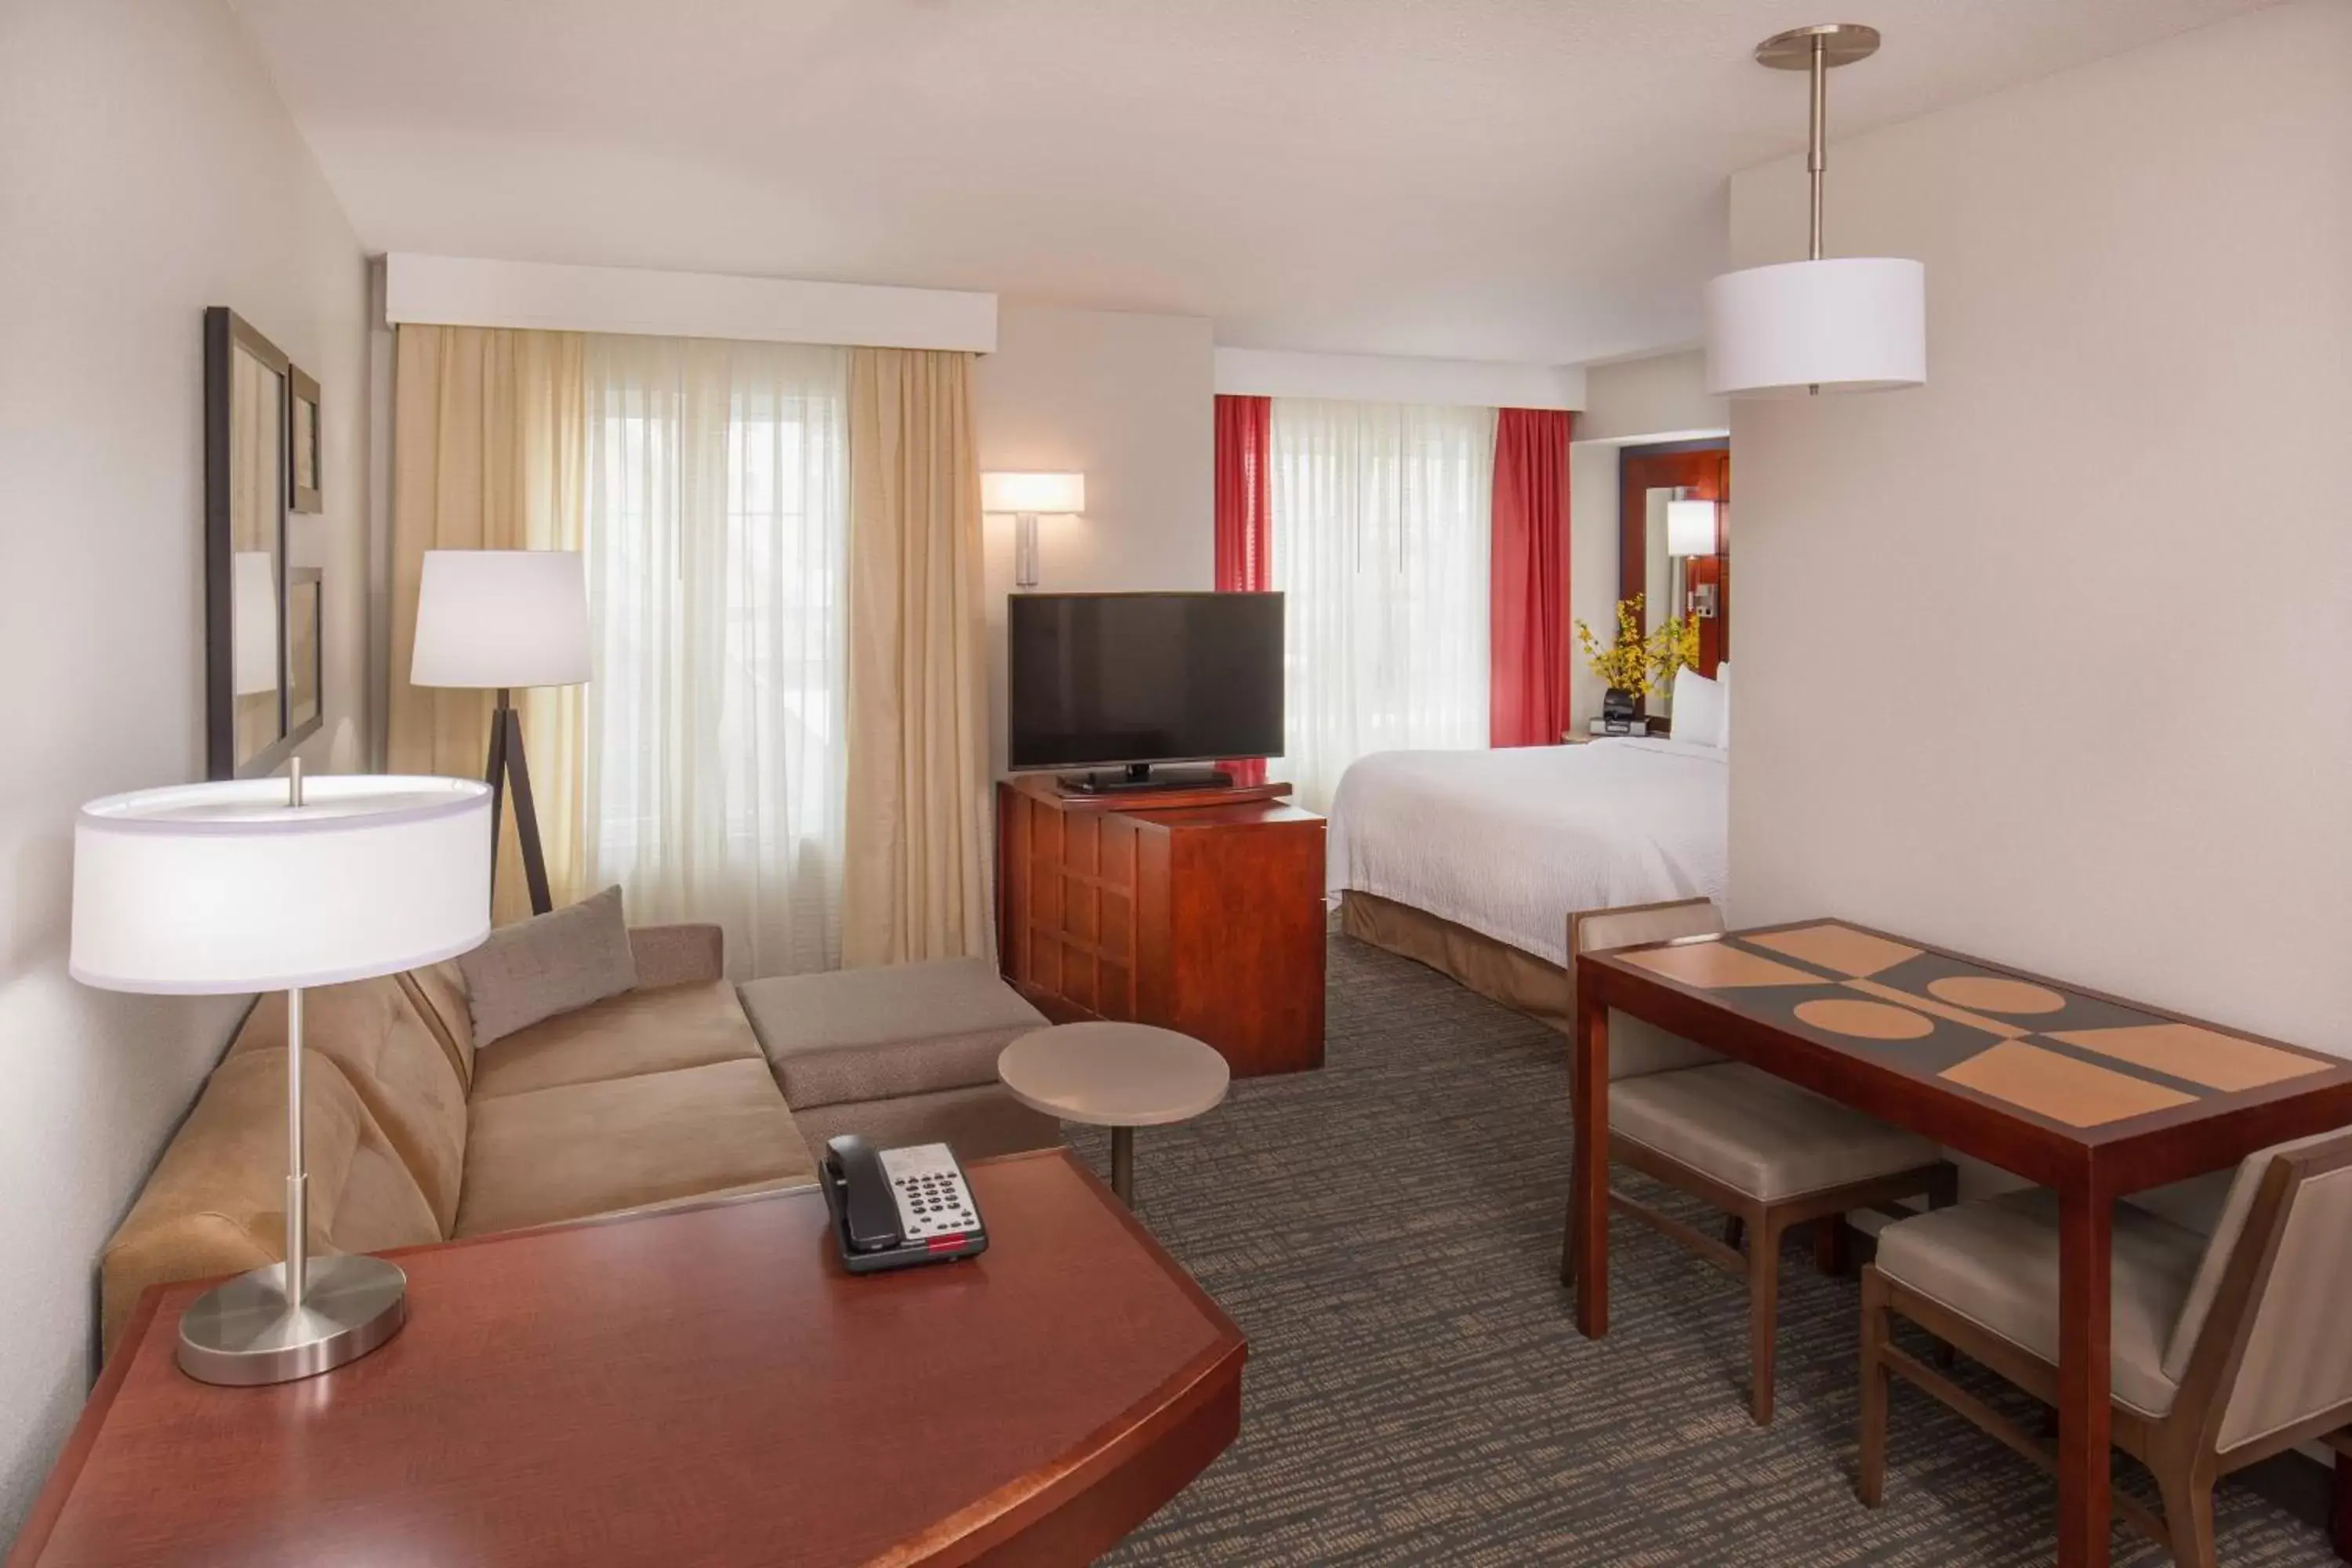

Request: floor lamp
left=410, top=550, right=592, bottom=917
left=71, top=768, right=491, bottom=1384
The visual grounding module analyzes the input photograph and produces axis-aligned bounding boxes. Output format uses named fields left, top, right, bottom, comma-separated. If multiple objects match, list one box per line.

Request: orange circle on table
left=1926, top=976, right=2068, bottom=1015
left=1795, top=999, right=1935, bottom=1040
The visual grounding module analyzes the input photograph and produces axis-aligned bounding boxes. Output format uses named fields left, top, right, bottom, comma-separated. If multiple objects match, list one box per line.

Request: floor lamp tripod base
left=176, top=1254, right=408, bottom=1386
left=484, top=686, right=554, bottom=917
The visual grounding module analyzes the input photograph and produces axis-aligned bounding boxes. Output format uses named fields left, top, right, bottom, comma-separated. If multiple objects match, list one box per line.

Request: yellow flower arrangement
left=1575, top=594, right=1700, bottom=699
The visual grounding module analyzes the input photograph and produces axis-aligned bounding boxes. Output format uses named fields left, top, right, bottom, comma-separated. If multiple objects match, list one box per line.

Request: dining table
left=1569, top=918, right=2352, bottom=1568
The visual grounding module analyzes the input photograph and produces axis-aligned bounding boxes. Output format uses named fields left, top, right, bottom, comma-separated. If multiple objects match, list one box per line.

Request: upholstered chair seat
left=1613, top=1062, right=1946, bottom=1204
left=1873, top=1188, right=2205, bottom=1417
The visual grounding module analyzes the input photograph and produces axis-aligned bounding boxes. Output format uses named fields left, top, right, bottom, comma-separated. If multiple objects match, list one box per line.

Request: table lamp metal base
left=176, top=1254, right=408, bottom=1386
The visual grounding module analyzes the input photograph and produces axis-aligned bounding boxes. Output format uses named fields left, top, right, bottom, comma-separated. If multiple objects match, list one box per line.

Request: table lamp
left=409, top=549, right=590, bottom=916
left=71, top=766, right=492, bottom=1385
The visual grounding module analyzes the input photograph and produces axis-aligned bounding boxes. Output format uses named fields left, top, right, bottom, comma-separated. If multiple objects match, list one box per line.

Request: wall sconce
left=981, top=471, right=1087, bottom=590
left=1666, top=497, right=1721, bottom=619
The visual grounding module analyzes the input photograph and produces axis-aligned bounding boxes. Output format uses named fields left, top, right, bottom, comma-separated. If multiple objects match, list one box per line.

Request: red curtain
left=1489, top=408, right=1574, bottom=748
left=1214, top=395, right=1272, bottom=592
left=1214, top=395, right=1273, bottom=785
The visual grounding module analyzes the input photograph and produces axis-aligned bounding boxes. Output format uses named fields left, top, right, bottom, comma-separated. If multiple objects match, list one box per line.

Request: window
left=1267, top=398, right=1496, bottom=810
left=580, top=337, right=850, bottom=977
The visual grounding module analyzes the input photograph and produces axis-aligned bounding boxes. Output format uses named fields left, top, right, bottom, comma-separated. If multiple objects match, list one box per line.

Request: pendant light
left=1705, top=24, right=1925, bottom=397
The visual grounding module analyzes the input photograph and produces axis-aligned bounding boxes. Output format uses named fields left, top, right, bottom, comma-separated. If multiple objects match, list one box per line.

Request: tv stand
left=1058, top=763, right=1232, bottom=796
left=997, top=775, right=1325, bottom=1077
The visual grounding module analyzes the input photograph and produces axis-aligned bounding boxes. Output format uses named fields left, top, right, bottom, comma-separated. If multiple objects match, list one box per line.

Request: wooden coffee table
left=1571, top=919, right=2352, bottom=1568
left=999, top=1022, right=1231, bottom=1206
left=8, top=1149, right=1245, bottom=1568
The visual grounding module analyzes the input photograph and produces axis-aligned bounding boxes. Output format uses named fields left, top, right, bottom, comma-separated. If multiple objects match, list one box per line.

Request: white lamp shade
left=1666, top=499, right=1719, bottom=557
left=1705, top=257, right=1926, bottom=397
left=71, top=775, right=492, bottom=994
left=231, top=552, right=278, bottom=696
left=981, top=471, right=1086, bottom=514
left=410, top=550, right=592, bottom=689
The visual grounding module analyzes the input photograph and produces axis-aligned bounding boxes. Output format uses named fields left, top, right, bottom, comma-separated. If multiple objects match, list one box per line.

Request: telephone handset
left=820, top=1135, right=989, bottom=1274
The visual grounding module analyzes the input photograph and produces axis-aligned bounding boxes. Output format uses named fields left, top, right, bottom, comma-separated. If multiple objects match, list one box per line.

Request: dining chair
left=1859, top=1127, right=2352, bottom=1567
left=1559, top=897, right=1957, bottom=1423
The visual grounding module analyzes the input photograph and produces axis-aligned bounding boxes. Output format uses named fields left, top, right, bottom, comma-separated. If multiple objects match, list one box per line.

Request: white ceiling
left=232, top=0, right=2273, bottom=366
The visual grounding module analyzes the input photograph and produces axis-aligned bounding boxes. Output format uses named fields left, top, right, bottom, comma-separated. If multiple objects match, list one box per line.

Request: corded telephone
left=820, top=1135, right=990, bottom=1274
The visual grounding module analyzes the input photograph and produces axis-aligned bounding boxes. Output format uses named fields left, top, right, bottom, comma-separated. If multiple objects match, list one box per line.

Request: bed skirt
left=1338, top=891, right=1573, bottom=1036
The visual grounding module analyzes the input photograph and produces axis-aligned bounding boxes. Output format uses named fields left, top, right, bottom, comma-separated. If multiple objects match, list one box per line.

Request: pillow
left=1715, top=662, right=1732, bottom=747
left=457, top=885, right=638, bottom=1047
left=1670, top=666, right=1726, bottom=750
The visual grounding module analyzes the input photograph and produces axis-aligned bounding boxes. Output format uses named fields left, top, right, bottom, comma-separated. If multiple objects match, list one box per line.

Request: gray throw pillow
left=458, top=885, right=638, bottom=1047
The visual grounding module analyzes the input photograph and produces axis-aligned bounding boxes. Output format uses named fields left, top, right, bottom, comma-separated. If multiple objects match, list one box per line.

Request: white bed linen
left=1326, top=737, right=1728, bottom=967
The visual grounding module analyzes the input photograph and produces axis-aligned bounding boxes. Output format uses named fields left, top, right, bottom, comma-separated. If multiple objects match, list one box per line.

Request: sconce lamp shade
left=71, top=775, right=492, bottom=994
left=230, top=551, right=278, bottom=696
left=981, top=472, right=1086, bottom=514
left=410, top=550, right=592, bottom=689
left=1705, top=257, right=1926, bottom=397
left=1667, top=499, right=1719, bottom=558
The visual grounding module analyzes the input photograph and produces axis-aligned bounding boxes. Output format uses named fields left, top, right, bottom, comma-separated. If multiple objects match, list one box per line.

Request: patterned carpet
left=1064, top=932, right=2337, bottom=1567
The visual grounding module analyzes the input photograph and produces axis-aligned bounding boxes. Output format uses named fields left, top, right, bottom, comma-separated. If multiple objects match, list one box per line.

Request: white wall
left=1726, top=0, right=2352, bottom=1056
left=0, top=0, right=368, bottom=1543
left=1567, top=350, right=1732, bottom=728
left=1573, top=350, right=1725, bottom=445
left=973, top=305, right=1216, bottom=776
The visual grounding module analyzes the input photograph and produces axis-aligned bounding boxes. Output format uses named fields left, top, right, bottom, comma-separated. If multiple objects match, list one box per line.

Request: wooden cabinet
left=997, top=775, right=1326, bottom=1078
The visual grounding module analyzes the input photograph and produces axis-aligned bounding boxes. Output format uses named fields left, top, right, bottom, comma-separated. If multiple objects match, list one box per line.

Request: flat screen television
left=1008, top=592, right=1283, bottom=786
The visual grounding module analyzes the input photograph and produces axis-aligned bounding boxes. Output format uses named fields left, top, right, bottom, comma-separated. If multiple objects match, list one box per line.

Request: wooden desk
left=998, top=774, right=1326, bottom=1077
left=9, top=1149, right=1245, bottom=1568
left=1571, top=920, right=2352, bottom=1568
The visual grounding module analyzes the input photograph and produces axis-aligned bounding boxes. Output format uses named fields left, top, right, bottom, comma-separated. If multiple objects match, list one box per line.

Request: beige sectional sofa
left=102, top=927, right=1060, bottom=1354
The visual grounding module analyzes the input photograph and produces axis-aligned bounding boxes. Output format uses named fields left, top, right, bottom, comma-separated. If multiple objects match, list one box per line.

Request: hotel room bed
left=1326, top=736, right=1728, bottom=1031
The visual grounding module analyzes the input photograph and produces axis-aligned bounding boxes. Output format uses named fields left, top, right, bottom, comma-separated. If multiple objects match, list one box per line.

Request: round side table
left=997, top=1023, right=1229, bottom=1207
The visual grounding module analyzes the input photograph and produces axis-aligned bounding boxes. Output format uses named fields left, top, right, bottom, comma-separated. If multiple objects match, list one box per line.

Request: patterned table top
left=1590, top=920, right=2349, bottom=1137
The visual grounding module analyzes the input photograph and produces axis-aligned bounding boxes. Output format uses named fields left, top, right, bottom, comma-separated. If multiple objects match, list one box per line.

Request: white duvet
left=1326, top=737, right=1728, bottom=967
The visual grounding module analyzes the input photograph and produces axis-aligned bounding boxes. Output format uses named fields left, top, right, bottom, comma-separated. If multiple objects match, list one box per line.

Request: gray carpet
left=1063, top=932, right=2336, bottom=1566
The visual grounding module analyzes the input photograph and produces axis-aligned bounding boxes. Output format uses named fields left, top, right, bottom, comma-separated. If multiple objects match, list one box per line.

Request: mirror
left=1618, top=441, right=1730, bottom=726
left=205, top=308, right=320, bottom=778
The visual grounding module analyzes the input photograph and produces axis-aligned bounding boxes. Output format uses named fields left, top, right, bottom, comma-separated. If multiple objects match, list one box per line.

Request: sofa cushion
left=793, top=1084, right=1064, bottom=1164
left=1876, top=1187, right=2204, bottom=1418
left=454, top=1058, right=817, bottom=1238
left=738, top=958, right=1047, bottom=1109
left=468, top=982, right=765, bottom=1102
left=100, top=1049, right=441, bottom=1356
left=459, top=884, right=638, bottom=1047
left=1611, top=1062, right=1942, bottom=1203
left=227, top=978, right=469, bottom=1234
left=400, top=962, right=476, bottom=1088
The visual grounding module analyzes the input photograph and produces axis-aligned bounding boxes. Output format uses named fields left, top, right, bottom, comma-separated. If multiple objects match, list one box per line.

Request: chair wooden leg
left=1749, top=1214, right=1782, bottom=1425
left=2155, top=1458, right=2219, bottom=1568
left=1858, top=1265, right=1890, bottom=1508
left=1813, top=1214, right=1849, bottom=1277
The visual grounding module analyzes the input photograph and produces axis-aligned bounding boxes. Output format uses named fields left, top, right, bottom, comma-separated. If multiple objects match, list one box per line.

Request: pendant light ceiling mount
left=1752, top=23, right=1881, bottom=71
left=1704, top=21, right=1925, bottom=399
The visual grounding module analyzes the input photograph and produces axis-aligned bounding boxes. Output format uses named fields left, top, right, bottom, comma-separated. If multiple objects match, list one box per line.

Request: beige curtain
left=841, top=348, right=992, bottom=967
left=389, top=325, right=589, bottom=925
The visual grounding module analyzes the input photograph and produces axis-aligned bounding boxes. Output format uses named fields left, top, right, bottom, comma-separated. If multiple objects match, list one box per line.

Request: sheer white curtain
left=580, top=336, right=851, bottom=978
left=1268, top=397, right=1495, bottom=811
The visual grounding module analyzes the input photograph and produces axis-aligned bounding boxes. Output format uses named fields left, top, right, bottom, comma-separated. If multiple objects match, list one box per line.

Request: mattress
left=1325, top=737, right=1729, bottom=967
